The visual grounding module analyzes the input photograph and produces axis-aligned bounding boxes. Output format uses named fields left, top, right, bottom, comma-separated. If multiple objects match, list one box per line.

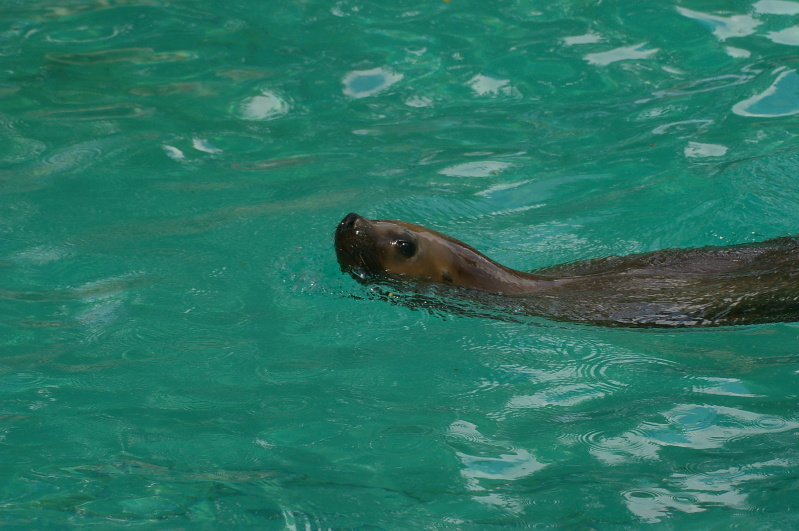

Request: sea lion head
left=334, top=212, right=504, bottom=289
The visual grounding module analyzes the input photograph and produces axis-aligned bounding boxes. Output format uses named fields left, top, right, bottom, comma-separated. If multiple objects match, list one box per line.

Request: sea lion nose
left=340, top=212, right=363, bottom=230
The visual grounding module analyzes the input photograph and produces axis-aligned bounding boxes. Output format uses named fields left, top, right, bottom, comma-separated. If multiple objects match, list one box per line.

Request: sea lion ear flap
left=441, top=270, right=453, bottom=283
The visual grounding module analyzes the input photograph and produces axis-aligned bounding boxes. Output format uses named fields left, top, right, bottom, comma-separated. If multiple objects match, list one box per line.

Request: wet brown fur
left=335, top=213, right=799, bottom=327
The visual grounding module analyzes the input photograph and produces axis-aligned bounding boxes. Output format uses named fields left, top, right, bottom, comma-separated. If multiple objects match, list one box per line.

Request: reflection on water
left=237, top=88, right=290, bottom=120
left=677, top=7, right=761, bottom=41
left=624, top=457, right=792, bottom=523
left=592, top=403, right=799, bottom=463
left=733, top=69, right=799, bottom=117
left=342, top=67, right=404, bottom=98
left=584, top=43, right=659, bottom=66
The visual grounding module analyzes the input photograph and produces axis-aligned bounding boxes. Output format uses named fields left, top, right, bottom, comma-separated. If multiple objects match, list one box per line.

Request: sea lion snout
left=335, top=212, right=369, bottom=243
left=334, top=212, right=381, bottom=278
left=338, top=212, right=363, bottom=233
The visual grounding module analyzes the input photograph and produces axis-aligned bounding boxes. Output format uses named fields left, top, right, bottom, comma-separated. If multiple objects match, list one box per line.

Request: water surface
left=2, top=0, right=799, bottom=527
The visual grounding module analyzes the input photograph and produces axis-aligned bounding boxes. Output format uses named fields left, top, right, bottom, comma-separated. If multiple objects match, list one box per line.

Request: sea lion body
left=334, top=213, right=799, bottom=327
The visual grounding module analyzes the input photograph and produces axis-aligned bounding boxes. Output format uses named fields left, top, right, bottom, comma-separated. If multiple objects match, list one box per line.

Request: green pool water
left=3, top=0, right=799, bottom=527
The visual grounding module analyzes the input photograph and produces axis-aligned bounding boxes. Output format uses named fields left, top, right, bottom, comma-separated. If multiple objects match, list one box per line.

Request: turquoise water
left=3, top=0, right=799, bottom=527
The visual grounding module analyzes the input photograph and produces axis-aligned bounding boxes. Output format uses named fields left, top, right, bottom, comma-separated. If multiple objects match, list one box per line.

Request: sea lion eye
left=395, top=239, right=416, bottom=257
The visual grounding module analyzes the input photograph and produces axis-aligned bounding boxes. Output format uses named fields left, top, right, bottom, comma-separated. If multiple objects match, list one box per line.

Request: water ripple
left=370, top=425, right=434, bottom=454
left=44, top=24, right=130, bottom=43
left=651, top=74, right=754, bottom=98
left=146, top=390, right=232, bottom=411
left=480, top=334, right=668, bottom=420
left=593, top=404, right=799, bottom=464
left=256, top=358, right=330, bottom=383
left=41, top=144, right=103, bottom=168
left=255, top=397, right=310, bottom=417
left=581, top=427, right=655, bottom=465
left=0, top=135, right=46, bottom=164
left=181, top=288, right=249, bottom=327
left=622, top=487, right=705, bottom=523
left=31, top=103, right=154, bottom=121
left=623, top=457, right=796, bottom=523
left=0, top=371, right=48, bottom=394
left=342, top=67, right=403, bottom=98
left=46, top=48, right=197, bottom=65
left=689, top=376, right=761, bottom=397
left=119, top=323, right=189, bottom=362
left=236, top=88, right=290, bottom=121
left=733, top=69, right=799, bottom=118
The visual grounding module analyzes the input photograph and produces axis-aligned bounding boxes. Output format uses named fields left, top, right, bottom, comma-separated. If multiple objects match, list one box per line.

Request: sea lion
left=334, top=212, right=799, bottom=328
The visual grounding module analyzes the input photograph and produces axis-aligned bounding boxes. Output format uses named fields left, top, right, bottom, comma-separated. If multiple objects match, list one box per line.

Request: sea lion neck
left=479, top=265, right=555, bottom=295
left=398, top=226, right=555, bottom=295
left=446, top=246, right=548, bottom=294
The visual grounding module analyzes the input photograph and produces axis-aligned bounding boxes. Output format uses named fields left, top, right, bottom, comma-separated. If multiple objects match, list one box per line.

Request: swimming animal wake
left=334, top=213, right=799, bottom=328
